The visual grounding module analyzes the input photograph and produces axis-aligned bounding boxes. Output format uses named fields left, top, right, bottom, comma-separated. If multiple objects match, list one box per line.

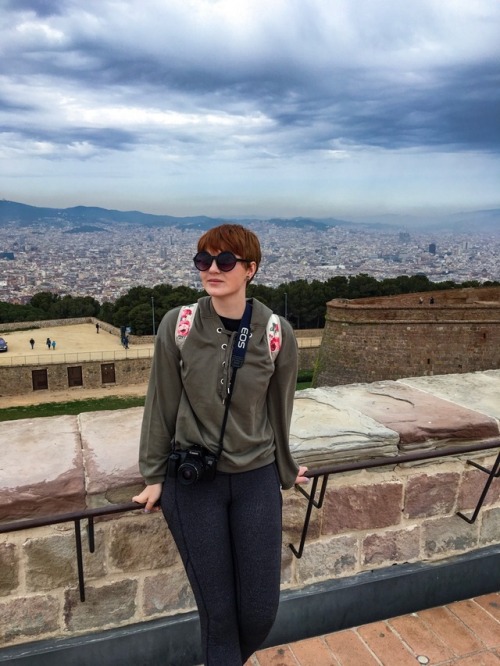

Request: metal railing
left=0, top=438, right=498, bottom=602
left=290, top=438, right=500, bottom=559
left=0, top=348, right=154, bottom=367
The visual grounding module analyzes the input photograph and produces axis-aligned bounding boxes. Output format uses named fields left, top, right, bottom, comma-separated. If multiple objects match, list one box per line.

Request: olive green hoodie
left=139, top=296, right=299, bottom=489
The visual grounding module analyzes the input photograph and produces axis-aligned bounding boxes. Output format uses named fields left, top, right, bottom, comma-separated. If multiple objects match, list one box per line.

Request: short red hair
left=197, top=224, right=262, bottom=272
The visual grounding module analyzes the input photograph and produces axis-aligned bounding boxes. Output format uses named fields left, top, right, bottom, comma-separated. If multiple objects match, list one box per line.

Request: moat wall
left=0, top=321, right=320, bottom=397
left=315, top=286, right=500, bottom=387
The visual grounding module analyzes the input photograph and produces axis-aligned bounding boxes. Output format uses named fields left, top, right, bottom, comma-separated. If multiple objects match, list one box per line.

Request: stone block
left=0, top=542, right=19, bottom=595
left=423, top=516, right=478, bottom=557
left=404, top=472, right=460, bottom=519
left=479, top=507, right=500, bottom=546
left=0, top=416, right=85, bottom=521
left=64, top=579, right=138, bottom=632
left=399, top=370, right=500, bottom=420
left=25, top=528, right=106, bottom=591
left=317, top=381, right=499, bottom=450
left=108, top=513, right=178, bottom=572
left=282, top=489, right=321, bottom=542
left=290, top=389, right=399, bottom=468
left=142, top=567, right=195, bottom=617
left=296, top=535, right=357, bottom=584
left=0, top=595, right=60, bottom=643
left=362, top=527, right=420, bottom=566
left=79, top=408, right=143, bottom=502
left=322, top=482, right=403, bottom=535
left=458, top=462, right=500, bottom=511
left=280, top=542, right=294, bottom=586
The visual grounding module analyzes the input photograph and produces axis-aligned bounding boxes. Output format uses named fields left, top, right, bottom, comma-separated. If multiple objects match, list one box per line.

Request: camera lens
left=178, top=461, right=201, bottom=485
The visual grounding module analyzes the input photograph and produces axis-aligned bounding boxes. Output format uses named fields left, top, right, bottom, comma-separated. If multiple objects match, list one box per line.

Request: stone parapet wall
left=0, top=342, right=318, bottom=398
left=0, top=348, right=316, bottom=397
left=1, top=459, right=499, bottom=648
left=0, top=357, right=152, bottom=396
left=315, top=286, right=500, bottom=387
left=1, top=370, right=499, bottom=649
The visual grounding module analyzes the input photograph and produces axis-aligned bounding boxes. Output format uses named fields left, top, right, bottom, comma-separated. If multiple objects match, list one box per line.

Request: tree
left=30, top=291, right=60, bottom=315
left=99, top=301, right=115, bottom=324
left=347, top=274, right=380, bottom=299
left=50, top=295, right=100, bottom=318
left=0, top=302, right=46, bottom=323
left=128, top=303, right=155, bottom=335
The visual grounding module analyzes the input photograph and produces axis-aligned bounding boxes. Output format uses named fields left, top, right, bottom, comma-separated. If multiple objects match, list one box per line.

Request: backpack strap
left=175, top=303, right=198, bottom=350
left=175, top=302, right=281, bottom=362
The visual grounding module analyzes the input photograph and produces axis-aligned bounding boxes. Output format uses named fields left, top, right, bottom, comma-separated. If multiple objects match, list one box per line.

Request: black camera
left=167, top=445, right=217, bottom=485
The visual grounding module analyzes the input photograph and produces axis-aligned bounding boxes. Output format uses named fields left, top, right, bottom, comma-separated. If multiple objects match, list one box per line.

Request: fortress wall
left=0, top=347, right=317, bottom=397
left=297, top=346, right=318, bottom=372
left=350, top=285, right=500, bottom=307
left=0, top=358, right=152, bottom=396
left=315, top=287, right=500, bottom=387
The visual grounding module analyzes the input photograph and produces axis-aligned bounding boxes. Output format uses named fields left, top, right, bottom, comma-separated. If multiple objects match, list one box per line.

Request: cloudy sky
left=1, top=0, right=500, bottom=220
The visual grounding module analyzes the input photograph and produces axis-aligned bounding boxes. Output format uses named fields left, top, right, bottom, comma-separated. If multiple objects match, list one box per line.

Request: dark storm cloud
left=2, top=123, right=136, bottom=153
left=0, top=95, right=34, bottom=113
left=287, top=62, right=500, bottom=153
left=5, top=16, right=499, bottom=156
left=1, top=0, right=500, bottom=218
left=5, top=0, right=67, bottom=17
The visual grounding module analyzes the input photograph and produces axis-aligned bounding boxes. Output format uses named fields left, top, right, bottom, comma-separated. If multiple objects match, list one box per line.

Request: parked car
left=0, top=337, right=8, bottom=352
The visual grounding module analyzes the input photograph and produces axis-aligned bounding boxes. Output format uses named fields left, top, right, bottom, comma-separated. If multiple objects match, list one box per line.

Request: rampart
left=1, top=370, right=499, bottom=655
left=314, top=286, right=500, bottom=387
left=0, top=320, right=320, bottom=397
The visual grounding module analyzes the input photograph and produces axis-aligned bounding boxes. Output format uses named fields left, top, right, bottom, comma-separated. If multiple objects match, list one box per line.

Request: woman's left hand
left=295, top=465, right=309, bottom=485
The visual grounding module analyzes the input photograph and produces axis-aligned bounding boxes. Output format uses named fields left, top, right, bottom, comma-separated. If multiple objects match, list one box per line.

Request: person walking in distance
left=29, top=338, right=35, bottom=349
left=46, top=337, right=51, bottom=350
left=133, top=224, right=308, bottom=665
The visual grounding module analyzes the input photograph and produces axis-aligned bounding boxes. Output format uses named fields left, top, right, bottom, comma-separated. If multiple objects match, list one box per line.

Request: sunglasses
left=193, top=251, right=250, bottom=272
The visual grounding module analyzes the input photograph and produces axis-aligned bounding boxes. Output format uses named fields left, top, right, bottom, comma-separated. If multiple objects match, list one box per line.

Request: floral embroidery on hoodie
left=268, top=320, right=281, bottom=353
left=177, top=307, right=194, bottom=338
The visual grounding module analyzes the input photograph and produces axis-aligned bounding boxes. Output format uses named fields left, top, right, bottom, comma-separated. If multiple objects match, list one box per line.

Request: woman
left=133, top=223, right=307, bottom=665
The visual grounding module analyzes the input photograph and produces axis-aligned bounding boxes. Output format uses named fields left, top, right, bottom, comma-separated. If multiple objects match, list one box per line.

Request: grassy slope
left=0, top=373, right=313, bottom=422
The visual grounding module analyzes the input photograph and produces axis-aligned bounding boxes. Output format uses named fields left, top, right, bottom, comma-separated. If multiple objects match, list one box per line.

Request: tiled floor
left=252, top=592, right=500, bottom=665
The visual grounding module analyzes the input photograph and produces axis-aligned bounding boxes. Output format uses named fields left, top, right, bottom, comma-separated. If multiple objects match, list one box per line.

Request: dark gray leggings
left=161, top=462, right=283, bottom=665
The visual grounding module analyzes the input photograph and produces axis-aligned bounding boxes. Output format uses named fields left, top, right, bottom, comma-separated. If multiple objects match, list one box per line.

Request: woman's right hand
left=132, top=483, right=162, bottom=513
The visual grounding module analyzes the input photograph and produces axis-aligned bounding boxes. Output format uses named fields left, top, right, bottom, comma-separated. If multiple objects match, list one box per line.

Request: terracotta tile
left=419, top=605, right=485, bottom=656
left=357, top=621, right=417, bottom=666
left=289, top=637, right=340, bottom=666
left=324, top=629, right=380, bottom=665
left=254, top=644, right=299, bottom=666
left=451, top=652, right=500, bottom=665
left=474, top=593, right=500, bottom=623
left=449, top=599, right=500, bottom=648
left=389, top=613, right=455, bottom=663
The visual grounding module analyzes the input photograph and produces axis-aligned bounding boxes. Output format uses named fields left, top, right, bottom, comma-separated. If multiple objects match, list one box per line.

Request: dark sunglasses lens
left=216, top=252, right=237, bottom=271
left=193, top=252, right=212, bottom=271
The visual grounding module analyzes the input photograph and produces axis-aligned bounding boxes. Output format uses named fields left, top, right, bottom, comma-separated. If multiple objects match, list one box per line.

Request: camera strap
left=216, top=300, right=253, bottom=459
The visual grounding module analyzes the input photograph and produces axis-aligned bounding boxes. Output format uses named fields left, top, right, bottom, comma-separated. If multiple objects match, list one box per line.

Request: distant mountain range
left=0, top=199, right=499, bottom=234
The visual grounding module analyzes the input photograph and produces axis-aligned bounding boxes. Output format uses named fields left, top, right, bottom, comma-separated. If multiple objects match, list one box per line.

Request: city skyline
left=1, top=217, right=499, bottom=305
left=1, top=1, right=500, bottom=222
